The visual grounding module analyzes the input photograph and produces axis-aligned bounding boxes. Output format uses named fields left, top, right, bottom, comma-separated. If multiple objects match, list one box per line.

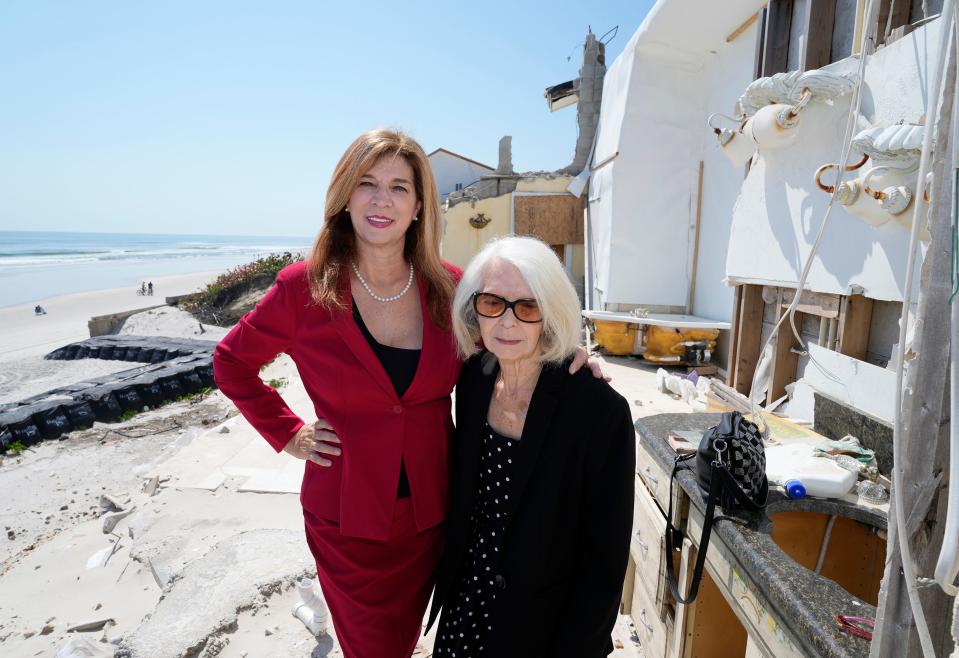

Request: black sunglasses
left=471, top=292, right=543, bottom=323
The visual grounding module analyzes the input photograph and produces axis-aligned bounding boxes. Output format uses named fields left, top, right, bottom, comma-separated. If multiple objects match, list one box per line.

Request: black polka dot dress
left=433, top=423, right=520, bottom=657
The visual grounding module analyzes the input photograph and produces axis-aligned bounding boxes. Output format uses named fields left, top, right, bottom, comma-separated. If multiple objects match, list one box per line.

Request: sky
left=0, top=1, right=655, bottom=238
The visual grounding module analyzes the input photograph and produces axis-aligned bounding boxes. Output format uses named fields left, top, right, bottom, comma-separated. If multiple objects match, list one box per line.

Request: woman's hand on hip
left=283, top=418, right=341, bottom=467
left=569, top=345, right=611, bottom=381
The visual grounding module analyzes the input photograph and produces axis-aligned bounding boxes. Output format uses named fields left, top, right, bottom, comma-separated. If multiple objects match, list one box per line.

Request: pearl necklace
left=351, top=261, right=415, bottom=303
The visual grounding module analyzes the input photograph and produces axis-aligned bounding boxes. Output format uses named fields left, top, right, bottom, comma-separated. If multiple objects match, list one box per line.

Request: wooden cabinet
left=630, top=565, right=671, bottom=658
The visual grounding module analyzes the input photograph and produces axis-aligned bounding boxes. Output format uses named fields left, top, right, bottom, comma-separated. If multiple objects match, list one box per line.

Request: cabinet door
left=631, top=567, right=669, bottom=658
left=632, top=475, right=667, bottom=607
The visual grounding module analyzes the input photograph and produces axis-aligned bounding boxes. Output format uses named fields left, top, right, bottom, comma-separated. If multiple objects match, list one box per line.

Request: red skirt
left=304, top=499, right=445, bottom=658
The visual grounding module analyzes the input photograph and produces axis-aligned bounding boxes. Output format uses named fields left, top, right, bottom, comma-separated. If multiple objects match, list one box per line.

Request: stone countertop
left=636, top=413, right=884, bottom=658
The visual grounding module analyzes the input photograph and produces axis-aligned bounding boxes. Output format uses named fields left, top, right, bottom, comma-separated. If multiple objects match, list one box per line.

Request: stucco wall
left=441, top=194, right=512, bottom=269
left=441, top=176, right=579, bottom=269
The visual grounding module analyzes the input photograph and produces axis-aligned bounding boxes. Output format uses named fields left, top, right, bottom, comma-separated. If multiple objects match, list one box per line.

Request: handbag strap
left=665, top=459, right=722, bottom=605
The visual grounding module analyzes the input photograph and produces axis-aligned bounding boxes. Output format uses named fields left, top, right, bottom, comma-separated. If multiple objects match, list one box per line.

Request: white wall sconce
left=707, top=113, right=755, bottom=166
left=708, top=69, right=858, bottom=166
left=814, top=124, right=931, bottom=238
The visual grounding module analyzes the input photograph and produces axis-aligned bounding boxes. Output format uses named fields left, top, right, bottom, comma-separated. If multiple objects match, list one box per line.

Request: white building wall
left=693, top=21, right=759, bottom=323
left=428, top=150, right=494, bottom=203
left=725, top=19, right=943, bottom=302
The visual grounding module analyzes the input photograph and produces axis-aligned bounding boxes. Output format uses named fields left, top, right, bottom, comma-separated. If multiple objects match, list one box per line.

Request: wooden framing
left=837, top=294, right=874, bottom=360
left=876, top=0, right=911, bottom=45
left=729, top=285, right=874, bottom=402
left=803, top=0, right=837, bottom=69
left=761, top=0, right=793, bottom=76
left=729, top=285, right=765, bottom=395
left=767, top=290, right=804, bottom=404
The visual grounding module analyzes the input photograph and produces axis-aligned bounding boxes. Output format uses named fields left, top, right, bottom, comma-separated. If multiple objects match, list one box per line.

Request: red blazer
left=213, top=261, right=463, bottom=541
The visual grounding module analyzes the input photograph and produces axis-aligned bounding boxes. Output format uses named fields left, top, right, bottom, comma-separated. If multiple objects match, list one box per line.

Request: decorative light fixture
left=468, top=213, right=491, bottom=229
left=708, top=69, right=859, bottom=165
left=813, top=124, right=931, bottom=237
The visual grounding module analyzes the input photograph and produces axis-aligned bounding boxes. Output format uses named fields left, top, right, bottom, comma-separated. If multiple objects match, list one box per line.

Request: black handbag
left=664, top=412, right=769, bottom=604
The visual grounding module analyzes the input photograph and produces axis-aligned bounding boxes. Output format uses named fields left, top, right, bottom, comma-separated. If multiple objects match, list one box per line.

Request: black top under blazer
left=427, top=351, right=636, bottom=658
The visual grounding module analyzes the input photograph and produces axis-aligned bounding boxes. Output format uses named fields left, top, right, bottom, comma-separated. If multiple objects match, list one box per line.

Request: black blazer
left=427, top=351, right=635, bottom=658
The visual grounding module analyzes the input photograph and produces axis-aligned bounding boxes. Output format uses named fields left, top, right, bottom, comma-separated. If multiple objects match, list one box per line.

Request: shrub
left=182, top=252, right=304, bottom=318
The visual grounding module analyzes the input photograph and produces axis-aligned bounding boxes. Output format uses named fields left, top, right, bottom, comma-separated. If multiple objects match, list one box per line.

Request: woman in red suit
left=214, top=129, right=462, bottom=658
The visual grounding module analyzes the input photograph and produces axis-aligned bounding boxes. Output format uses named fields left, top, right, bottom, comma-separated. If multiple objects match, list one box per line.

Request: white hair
left=452, top=235, right=582, bottom=364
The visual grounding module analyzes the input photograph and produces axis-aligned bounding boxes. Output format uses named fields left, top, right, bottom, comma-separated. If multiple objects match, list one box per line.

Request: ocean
left=0, top=230, right=313, bottom=308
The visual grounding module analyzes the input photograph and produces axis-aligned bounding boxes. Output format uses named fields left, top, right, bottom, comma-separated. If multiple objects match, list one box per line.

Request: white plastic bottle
left=786, top=458, right=857, bottom=498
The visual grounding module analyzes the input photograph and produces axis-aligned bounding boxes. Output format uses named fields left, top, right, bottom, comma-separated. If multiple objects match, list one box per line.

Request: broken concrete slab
left=102, top=508, right=135, bottom=534
left=117, top=529, right=314, bottom=658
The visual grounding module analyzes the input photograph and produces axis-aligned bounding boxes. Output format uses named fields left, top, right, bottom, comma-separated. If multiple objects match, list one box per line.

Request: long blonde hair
left=306, top=129, right=454, bottom=329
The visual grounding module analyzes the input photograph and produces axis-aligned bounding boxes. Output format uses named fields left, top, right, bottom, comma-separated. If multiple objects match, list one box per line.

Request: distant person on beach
left=429, top=237, right=634, bottom=658
left=213, top=129, right=602, bottom=658
left=148, top=281, right=154, bottom=296
left=139, top=281, right=147, bottom=296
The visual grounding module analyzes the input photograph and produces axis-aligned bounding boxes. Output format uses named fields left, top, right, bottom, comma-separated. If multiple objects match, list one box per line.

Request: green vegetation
left=182, top=252, right=304, bottom=315
left=267, top=377, right=287, bottom=389
left=7, top=440, right=26, bottom=455
left=118, top=409, right=140, bottom=422
left=174, top=387, right=213, bottom=403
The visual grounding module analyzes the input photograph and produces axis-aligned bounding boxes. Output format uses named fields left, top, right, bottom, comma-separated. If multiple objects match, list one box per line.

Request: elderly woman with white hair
left=426, top=236, right=635, bottom=658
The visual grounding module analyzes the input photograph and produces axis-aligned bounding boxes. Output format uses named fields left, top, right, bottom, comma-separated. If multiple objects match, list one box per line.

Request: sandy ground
left=0, top=278, right=699, bottom=657
left=0, top=271, right=219, bottom=363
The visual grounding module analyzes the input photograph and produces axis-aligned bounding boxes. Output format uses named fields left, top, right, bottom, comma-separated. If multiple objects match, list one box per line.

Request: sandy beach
left=0, top=270, right=688, bottom=657
left=0, top=271, right=220, bottom=363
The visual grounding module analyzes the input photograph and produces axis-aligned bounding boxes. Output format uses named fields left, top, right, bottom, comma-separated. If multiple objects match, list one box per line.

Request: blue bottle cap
left=784, top=479, right=806, bottom=500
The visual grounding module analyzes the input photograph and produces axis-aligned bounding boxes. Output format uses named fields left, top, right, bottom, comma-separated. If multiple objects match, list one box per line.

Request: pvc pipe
left=816, top=515, right=839, bottom=574
left=292, top=578, right=328, bottom=637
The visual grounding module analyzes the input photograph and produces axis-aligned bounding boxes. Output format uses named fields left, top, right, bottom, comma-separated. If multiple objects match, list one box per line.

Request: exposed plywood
left=804, top=0, right=837, bottom=69
left=769, top=511, right=884, bottom=605
left=732, top=285, right=764, bottom=395
left=513, top=194, right=585, bottom=245
left=727, top=285, right=743, bottom=387
left=683, top=555, right=749, bottom=658
left=837, top=294, right=874, bottom=360
left=762, top=0, right=794, bottom=76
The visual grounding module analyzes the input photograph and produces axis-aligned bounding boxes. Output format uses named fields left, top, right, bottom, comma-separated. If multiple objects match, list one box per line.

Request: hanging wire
left=599, top=25, right=618, bottom=45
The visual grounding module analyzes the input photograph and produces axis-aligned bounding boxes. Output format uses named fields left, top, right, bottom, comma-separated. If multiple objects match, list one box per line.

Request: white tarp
left=589, top=0, right=765, bottom=308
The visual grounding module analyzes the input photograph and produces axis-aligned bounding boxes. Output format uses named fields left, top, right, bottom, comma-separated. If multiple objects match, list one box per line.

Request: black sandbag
left=6, top=419, right=42, bottom=446
left=179, top=371, right=204, bottom=393
left=123, top=346, right=143, bottom=362
left=158, top=375, right=184, bottom=399
left=98, top=345, right=115, bottom=360
left=75, top=346, right=91, bottom=359
left=0, top=429, right=13, bottom=451
left=112, top=347, right=129, bottom=361
left=85, top=345, right=101, bottom=359
left=33, top=407, right=73, bottom=440
left=66, top=402, right=96, bottom=430
left=85, top=392, right=122, bottom=422
left=136, top=382, right=164, bottom=406
left=63, top=344, right=82, bottom=360
left=112, top=385, right=144, bottom=411
left=150, top=350, right=169, bottom=363
left=138, top=348, right=155, bottom=363
left=195, top=363, right=215, bottom=386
